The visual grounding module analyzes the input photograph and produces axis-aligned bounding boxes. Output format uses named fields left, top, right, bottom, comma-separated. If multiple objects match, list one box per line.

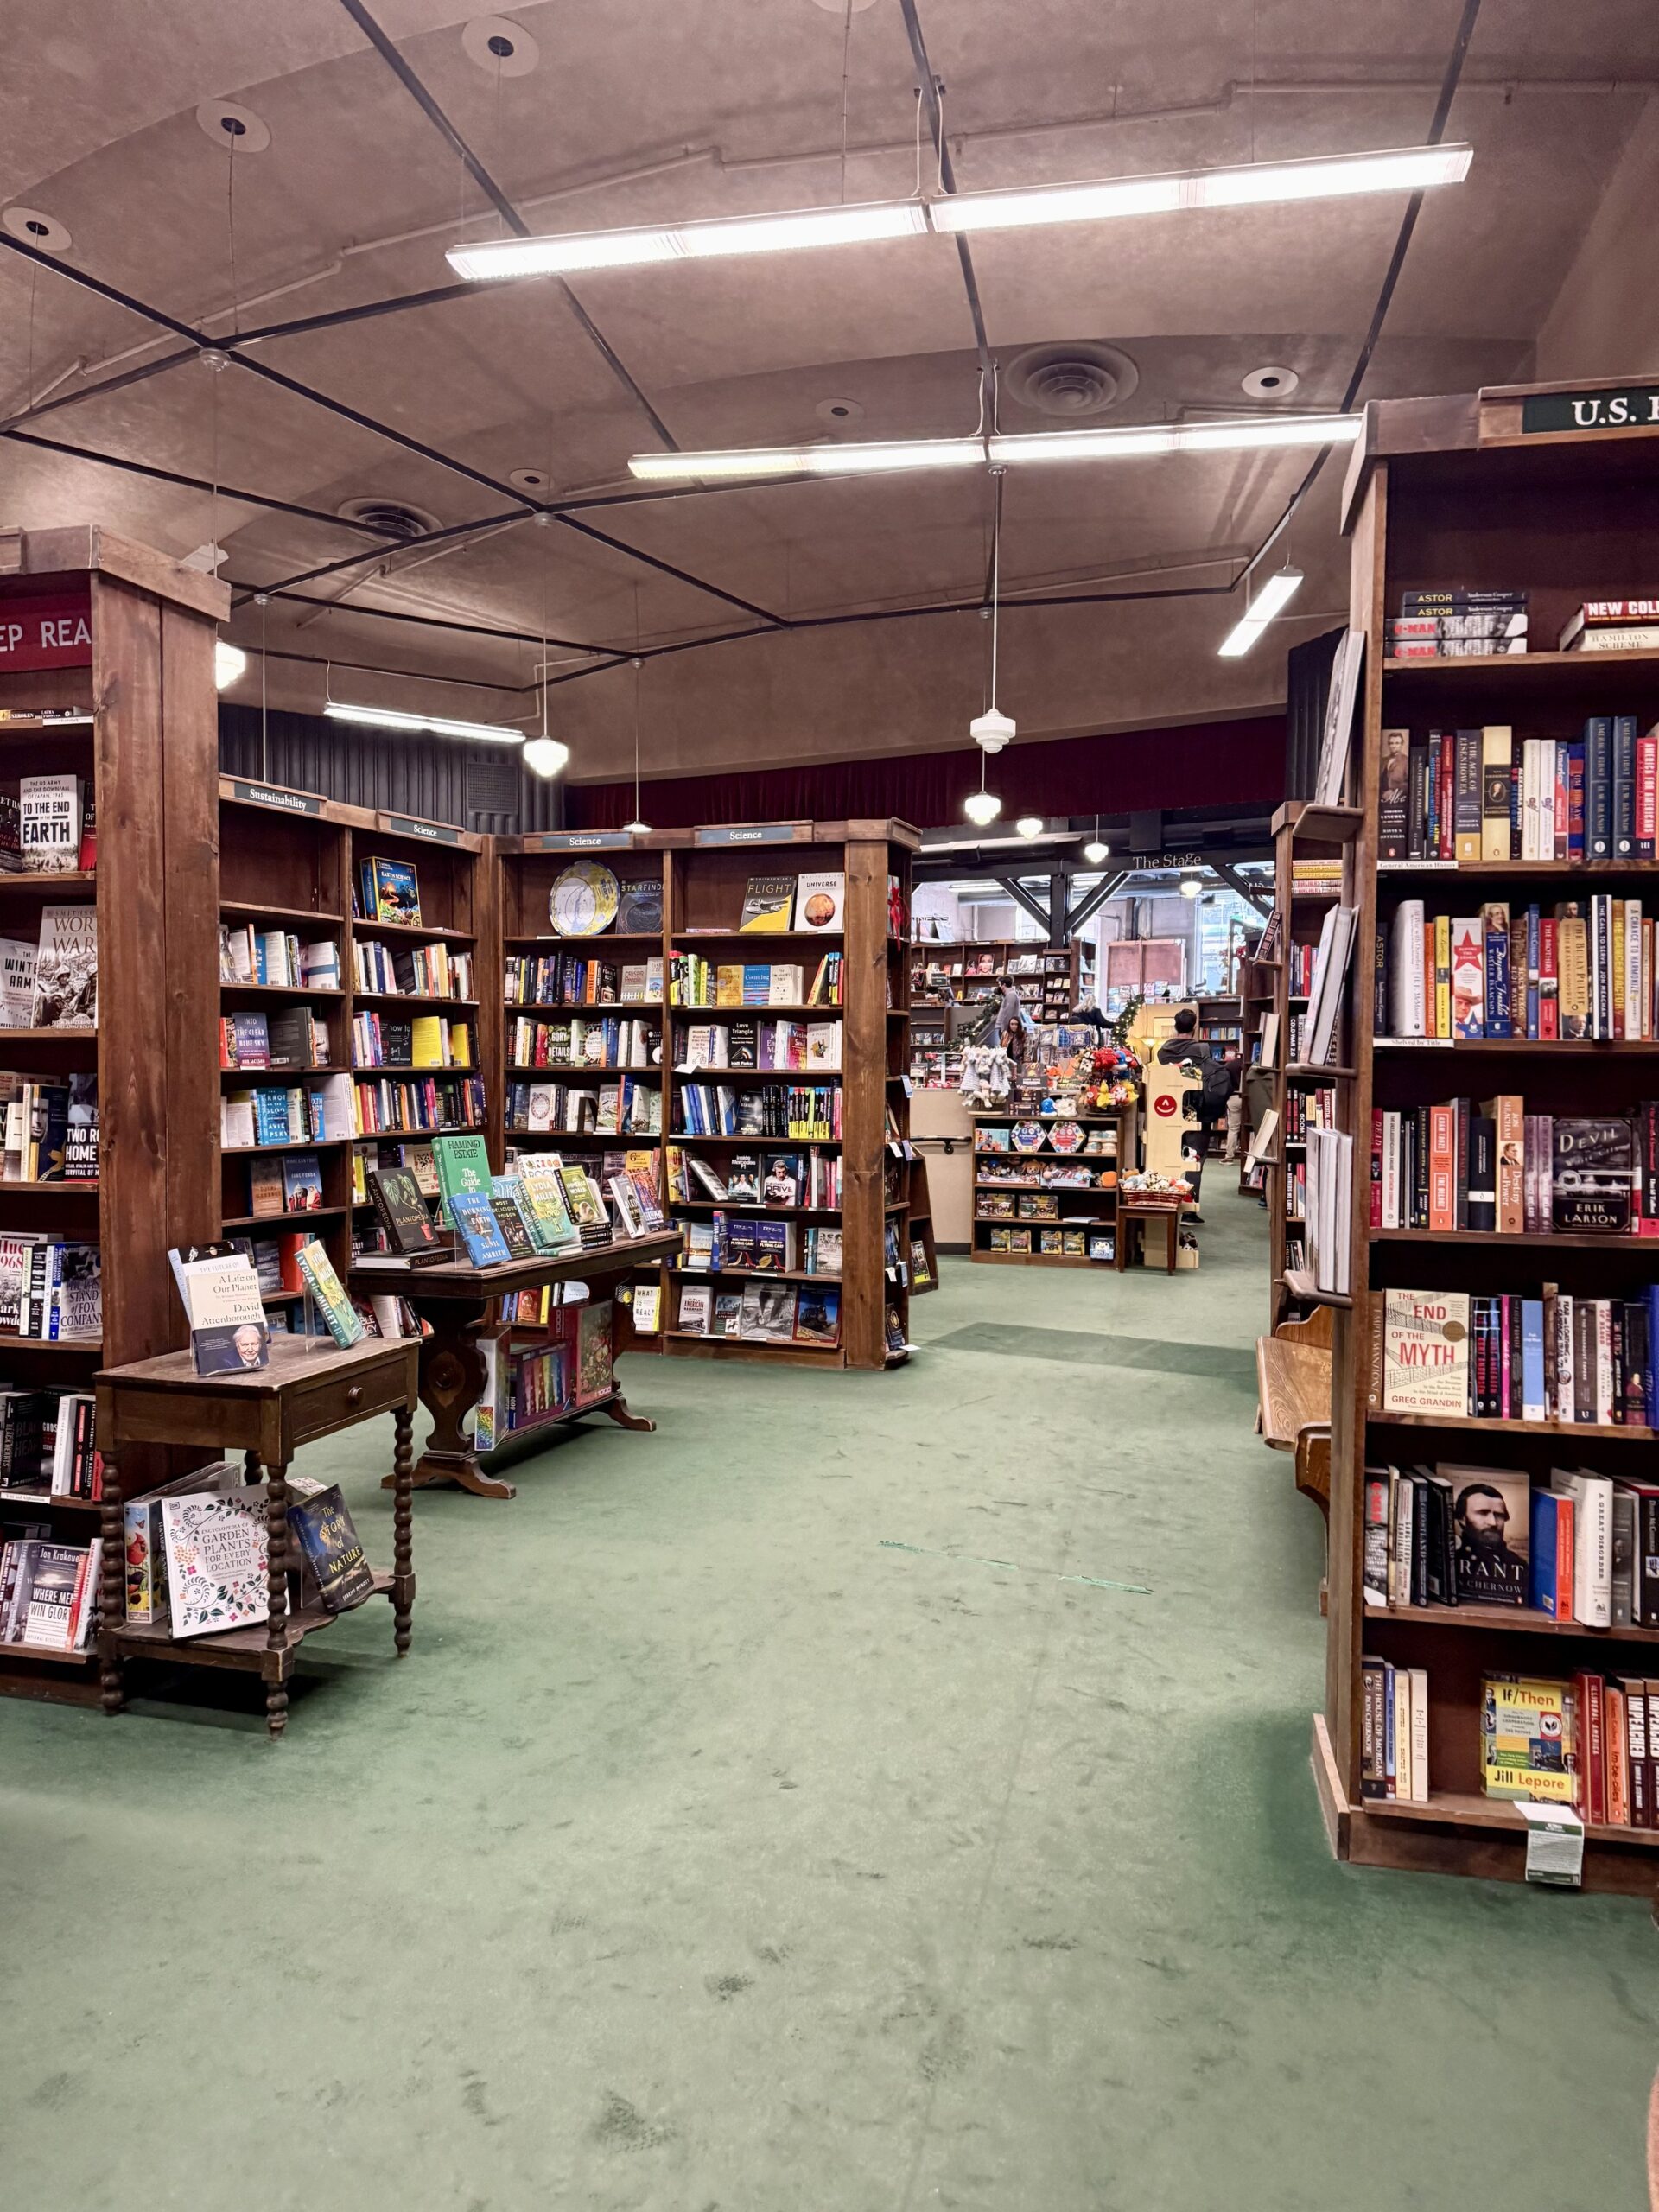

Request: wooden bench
left=1255, top=1306, right=1332, bottom=1526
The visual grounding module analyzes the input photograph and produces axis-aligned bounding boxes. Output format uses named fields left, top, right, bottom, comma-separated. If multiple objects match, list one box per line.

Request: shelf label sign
left=0, top=590, right=92, bottom=671
left=527, top=830, right=635, bottom=849
left=385, top=814, right=461, bottom=844
left=1520, top=385, right=1659, bottom=435
left=695, top=823, right=804, bottom=846
left=229, top=780, right=321, bottom=816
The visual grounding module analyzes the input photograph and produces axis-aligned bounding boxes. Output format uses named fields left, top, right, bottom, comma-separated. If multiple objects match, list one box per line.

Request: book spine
left=1587, top=715, right=1614, bottom=859
left=1615, top=715, right=1639, bottom=859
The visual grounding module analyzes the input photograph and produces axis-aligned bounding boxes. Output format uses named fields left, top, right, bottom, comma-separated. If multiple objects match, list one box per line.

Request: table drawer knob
left=346, top=1385, right=362, bottom=1406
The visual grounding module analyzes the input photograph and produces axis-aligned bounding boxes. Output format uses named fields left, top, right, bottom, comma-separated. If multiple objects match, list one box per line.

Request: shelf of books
left=498, top=820, right=918, bottom=1369
left=0, top=529, right=226, bottom=1699
left=217, top=777, right=495, bottom=1343
left=1316, top=381, right=1659, bottom=1895
left=969, top=1110, right=1127, bottom=1266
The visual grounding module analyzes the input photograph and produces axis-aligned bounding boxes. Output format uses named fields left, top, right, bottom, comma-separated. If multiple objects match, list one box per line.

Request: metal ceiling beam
left=897, top=0, right=995, bottom=376
left=1065, top=869, right=1131, bottom=938
left=1210, top=859, right=1274, bottom=919
left=1, top=346, right=198, bottom=432
left=991, top=874, right=1056, bottom=938
left=334, top=0, right=678, bottom=453
left=0, top=426, right=409, bottom=539
left=232, top=585, right=614, bottom=658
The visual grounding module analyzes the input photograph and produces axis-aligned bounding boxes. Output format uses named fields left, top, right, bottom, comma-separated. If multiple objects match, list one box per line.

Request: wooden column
left=841, top=833, right=889, bottom=1370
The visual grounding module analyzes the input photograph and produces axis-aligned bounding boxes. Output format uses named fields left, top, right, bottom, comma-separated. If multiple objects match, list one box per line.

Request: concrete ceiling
left=3, top=0, right=1657, bottom=792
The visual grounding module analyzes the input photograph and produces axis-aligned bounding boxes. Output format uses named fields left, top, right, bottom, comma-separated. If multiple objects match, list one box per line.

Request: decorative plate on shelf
left=1046, top=1121, right=1084, bottom=1153
left=550, top=861, right=620, bottom=936
left=1010, top=1121, right=1047, bottom=1153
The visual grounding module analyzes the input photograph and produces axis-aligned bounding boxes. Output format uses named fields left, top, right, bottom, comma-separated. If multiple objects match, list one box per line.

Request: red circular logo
left=1154, top=1095, right=1177, bottom=1117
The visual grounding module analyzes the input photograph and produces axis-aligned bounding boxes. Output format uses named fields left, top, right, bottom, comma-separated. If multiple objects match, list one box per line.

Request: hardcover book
left=487, top=1192, right=537, bottom=1260
left=1445, top=1464, right=1529, bottom=1606
left=791, top=872, right=846, bottom=932
left=794, top=1282, right=840, bottom=1346
left=367, top=1166, right=439, bottom=1253
left=433, top=1130, right=493, bottom=1223
left=1480, top=1674, right=1576, bottom=1803
left=616, top=878, right=664, bottom=932
left=282, top=1151, right=324, bottom=1211
left=29, top=905, right=96, bottom=1028
left=370, top=857, right=422, bottom=925
left=0, top=937, right=36, bottom=1027
left=449, top=1191, right=513, bottom=1267
left=575, top=1298, right=613, bottom=1404
left=1552, top=1116, right=1634, bottom=1233
left=738, top=875, right=796, bottom=932
left=18, top=775, right=82, bottom=874
left=162, top=1487, right=270, bottom=1639
left=1382, top=1289, right=1470, bottom=1417
left=286, top=1484, right=375, bottom=1613
left=294, top=1239, right=365, bottom=1345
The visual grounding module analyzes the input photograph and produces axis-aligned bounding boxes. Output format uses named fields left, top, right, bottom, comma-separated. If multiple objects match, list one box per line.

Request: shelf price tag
left=1516, top=1798, right=1584, bottom=1887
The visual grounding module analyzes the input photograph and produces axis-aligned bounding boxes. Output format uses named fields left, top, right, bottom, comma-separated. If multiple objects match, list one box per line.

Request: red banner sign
left=0, top=592, right=92, bottom=672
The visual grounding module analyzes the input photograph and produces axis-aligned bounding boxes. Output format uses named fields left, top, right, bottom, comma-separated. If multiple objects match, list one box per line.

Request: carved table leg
left=384, top=1300, right=517, bottom=1500
left=99, top=1445, right=127, bottom=1717
left=391, top=1403, right=416, bottom=1654
left=598, top=1394, right=655, bottom=1433
left=264, top=1459, right=289, bottom=1740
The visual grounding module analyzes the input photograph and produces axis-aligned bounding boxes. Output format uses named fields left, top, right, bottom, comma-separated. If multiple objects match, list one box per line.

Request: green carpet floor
left=3, top=1191, right=1652, bottom=2209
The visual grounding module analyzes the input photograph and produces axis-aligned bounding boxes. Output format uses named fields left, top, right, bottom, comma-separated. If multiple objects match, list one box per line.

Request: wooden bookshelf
left=968, top=1109, right=1128, bottom=1267
left=0, top=528, right=225, bottom=1702
left=216, top=778, right=496, bottom=1326
left=495, top=822, right=918, bottom=1370
left=1316, top=380, right=1659, bottom=1894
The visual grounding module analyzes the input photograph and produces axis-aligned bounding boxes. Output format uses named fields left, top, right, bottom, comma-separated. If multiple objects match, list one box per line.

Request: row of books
left=667, top=1144, right=842, bottom=1209
left=1302, top=1126, right=1353, bottom=1294
left=351, top=1011, right=472, bottom=1069
left=677, top=1081, right=842, bottom=1141
left=1379, top=721, right=1658, bottom=864
left=679, top=1212, right=841, bottom=1274
left=219, top=1007, right=329, bottom=1071
left=353, top=938, right=474, bottom=1001
left=1384, top=588, right=1528, bottom=662
left=0, top=1239, right=100, bottom=1340
left=0, top=908, right=97, bottom=1029
left=1358, top=1656, right=1429, bottom=1802
left=1385, top=897, right=1656, bottom=1042
left=1282, top=940, right=1321, bottom=995
left=125, top=1466, right=374, bottom=1637
left=0, top=1073, right=97, bottom=1181
left=474, top=1301, right=614, bottom=1448
left=351, top=1073, right=486, bottom=1138
left=1364, top=1459, right=1656, bottom=1626
left=220, top=1078, right=352, bottom=1148
left=1291, top=858, right=1344, bottom=898
left=0, top=1535, right=100, bottom=1652
left=0, top=1388, right=101, bottom=1498
left=505, top=1077, right=662, bottom=1137
left=1371, top=1098, right=1659, bottom=1234
left=671, top=953, right=841, bottom=1008
left=977, top=1191, right=1107, bottom=1220
left=677, top=1019, right=840, bottom=1072
left=1377, top=1286, right=1659, bottom=1427
left=245, top=1149, right=325, bottom=1217
left=507, top=1015, right=656, bottom=1071
left=1281, top=1085, right=1338, bottom=1141
left=675, top=1277, right=840, bottom=1346
left=505, top=953, right=662, bottom=1007
left=1298, top=902, right=1356, bottom=1069
left=982, top=1226, right=1109, bottom=1259
left=219, top=925, right=337, bottom=990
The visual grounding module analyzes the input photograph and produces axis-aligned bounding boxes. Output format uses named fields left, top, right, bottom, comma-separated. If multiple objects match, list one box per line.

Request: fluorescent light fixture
left=1084, top=839, right=1110, bottom=864
left=214, top=640, right=246, bottom=690
left=523, top=734, right=570, bottom=778
left=632, top=416, right=1359, bottom=482
left=323, top=701, right=525, bottom=745
left=934, top=143, right=1471, bottom=237
left=963, top=789, right=1001, bottom=828
left=1217, top=568, right=1304, bottom=658
left=629, top=436, right=982, bottom=483
left=447, top=198, right=929, bottom=280
left=988, top=414, right=1362, bottom=465
left=1016, top=815, right=1045, bottom=839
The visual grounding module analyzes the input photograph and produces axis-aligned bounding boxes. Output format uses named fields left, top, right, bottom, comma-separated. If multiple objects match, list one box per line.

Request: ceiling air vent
left=1003, top=342, right=1139, bottom=418
left=336, top=499, right=440, bottom=542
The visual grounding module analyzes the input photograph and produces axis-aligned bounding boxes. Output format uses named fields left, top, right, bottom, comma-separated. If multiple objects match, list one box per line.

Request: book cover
left=367, top=1166, right=438, bottom=1253
left=433, top=1130, right=492, bottom=1223
left=162, top=1487, right=270, bottom=1639
left=1382, top=1289, right=1469, bottom=1416
left=557, top=1162, right=607, bottom=1232
left=179, top=1251, right=270, bottom=1375
left=282, top=1151, right=323, bottom=1211
left=294, top=1239, right=366, bottom=1344
left=737, top=875, right=796, bottom=933
left=286, top=1484, right=375, bottom=1613
left=677, top=1285, right=712, bottom=1335
left=124, top=1498, right=168, bottom=1624
left=1552, top=1116, right=1634, bottom=1233
left=1481, top=1674, right=1575, bottom=1803
left=0, top=937, right=36, bottom=1027
left=1377, top=728, right=1410, bottom=859
left=1481, top=903, right=1511, bottom=1037
left=1554, top=902, right=1590, bottom=1039
left=516, top=1154, right=582, bottom=1250
left=371, top=857, right=422, bottom=925
left=19, top=775, right=81, bottom=874
left=1479, top=727, right=1513, bottom=860
left=791, top=872, right=845, bottom=932
left=616, top=878, right=664, bottom=933
left=488, top=1192, right=537, bottom=1259
left=1450, top=917, right=1484, bottom=1038
left=30, top=905, right=96, bottom=1028
left=449, top=1191, right=512, bottom=1267
left=575, top=1299, right=613, bottom=1403
left=793, top=1282, right=840, bottom=1346
left=1445, top=1465, right=1529, bottom=1606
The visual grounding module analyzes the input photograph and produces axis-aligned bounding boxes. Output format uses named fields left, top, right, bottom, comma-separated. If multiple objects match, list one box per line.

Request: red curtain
left=566, top=715, right=1285, bottom=830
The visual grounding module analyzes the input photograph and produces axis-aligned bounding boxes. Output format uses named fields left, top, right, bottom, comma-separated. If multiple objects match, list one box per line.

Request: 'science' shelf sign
left=1521, top=385, right=1659, bottom=435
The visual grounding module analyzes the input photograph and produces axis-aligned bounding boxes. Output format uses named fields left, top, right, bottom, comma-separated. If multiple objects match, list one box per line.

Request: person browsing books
left=1156, top=1008, right=1230, bottom=1219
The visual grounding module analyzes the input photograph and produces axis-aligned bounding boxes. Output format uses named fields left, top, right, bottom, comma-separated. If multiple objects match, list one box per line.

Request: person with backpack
left=1156, top=1007, right=1235, bottom=1221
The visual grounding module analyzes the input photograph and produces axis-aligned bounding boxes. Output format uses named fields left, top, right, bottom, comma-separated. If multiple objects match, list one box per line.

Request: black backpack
left=1200, top=1055, right=1236, bottom=1113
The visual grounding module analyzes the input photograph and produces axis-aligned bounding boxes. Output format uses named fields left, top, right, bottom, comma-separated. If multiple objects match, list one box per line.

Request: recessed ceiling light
left=195, top=100, right=270, bottom=154
left=815, top=397, right=865, bottom=423
left=1243, top=365, right=1300, bottom=398
left=462, top=16, right=540, bottom=75
left=508, top=467, right=552, bottom=494
left=2, top=207, right=71, bottom=252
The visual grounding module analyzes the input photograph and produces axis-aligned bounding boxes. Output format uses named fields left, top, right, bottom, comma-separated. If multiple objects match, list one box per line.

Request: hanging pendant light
left=1084, top=814, right=1109, bottom=865
left=965, top=461, right=1011, bottom=824
left=622, top=655, right=650, bottom=835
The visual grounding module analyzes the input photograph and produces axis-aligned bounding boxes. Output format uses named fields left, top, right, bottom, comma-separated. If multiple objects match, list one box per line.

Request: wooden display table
left=1116, top=1198, right=1182, bottom=1274
left=351, top=1230, right=682, bottom=1501
left=95, top=1335, right=419, bottom=1738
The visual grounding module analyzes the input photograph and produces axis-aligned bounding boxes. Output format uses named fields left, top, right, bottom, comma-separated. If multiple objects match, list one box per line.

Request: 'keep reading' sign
left=0, top=593, right=93, bottom=671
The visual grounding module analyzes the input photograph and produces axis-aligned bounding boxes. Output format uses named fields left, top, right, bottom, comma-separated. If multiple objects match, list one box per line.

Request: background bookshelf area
left=1318, top=385, right=1659, bottom=1895
left=218, top=779, right=495, bottom=1325
left=0, top=531, right=223, bottom=1702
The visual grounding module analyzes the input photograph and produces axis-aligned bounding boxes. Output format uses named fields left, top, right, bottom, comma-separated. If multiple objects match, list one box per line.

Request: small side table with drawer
left=95, top=1335, right=419, bottom=1738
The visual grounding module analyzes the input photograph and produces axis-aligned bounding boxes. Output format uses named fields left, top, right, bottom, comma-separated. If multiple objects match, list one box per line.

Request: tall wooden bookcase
left=0, top=529, right=224, bottom=1704
left=497, top=820, right=918, bottom=1372
left=1314, top=382, right=1659, bottom=1894
left=217, top=777, right=497, bottom=1307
